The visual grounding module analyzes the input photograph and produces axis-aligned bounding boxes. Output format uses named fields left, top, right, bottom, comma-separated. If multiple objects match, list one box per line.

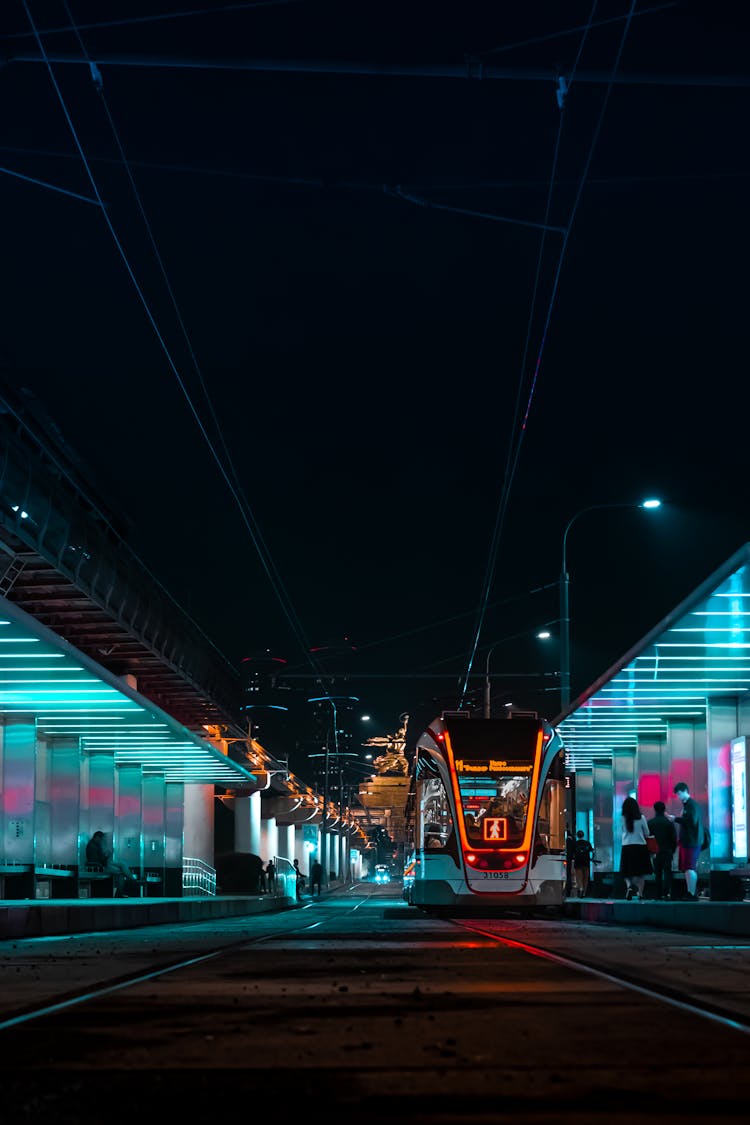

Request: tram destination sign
left=455, top=759, right=533, bottom=774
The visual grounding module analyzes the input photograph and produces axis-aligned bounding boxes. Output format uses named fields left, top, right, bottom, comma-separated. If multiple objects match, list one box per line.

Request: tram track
left=1, top=892, right=750, bottom=1122
left=456, top=917, right=750, bottom=1035
left=0, top=892, right=376, bottom=1031
left=3, top=897, right=750, bottom=1040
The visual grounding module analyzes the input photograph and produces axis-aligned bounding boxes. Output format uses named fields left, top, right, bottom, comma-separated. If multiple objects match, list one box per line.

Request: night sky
left=2, top=1, right=750, bottom=739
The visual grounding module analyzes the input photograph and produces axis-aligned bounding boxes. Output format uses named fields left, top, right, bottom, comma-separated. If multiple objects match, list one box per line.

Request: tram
left=404, top=710, right=567, bottom=915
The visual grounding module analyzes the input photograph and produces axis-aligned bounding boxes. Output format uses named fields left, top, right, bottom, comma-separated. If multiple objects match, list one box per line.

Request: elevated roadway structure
left=0, top=375, right=365, bottom=898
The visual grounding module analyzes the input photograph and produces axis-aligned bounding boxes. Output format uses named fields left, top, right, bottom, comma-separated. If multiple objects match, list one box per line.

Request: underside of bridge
left=0, top=375, right=252, bottom=759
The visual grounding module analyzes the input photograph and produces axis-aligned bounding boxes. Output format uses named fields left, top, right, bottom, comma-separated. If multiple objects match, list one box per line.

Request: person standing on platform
left=310, top=859, right=323, bottom=896
left=293, top=858, right=305, bottom=900
left=668, top=782, right=703, bottom=901
left=572, top=830, right=595, bottom=898
left=619, top=796, right=652, bottom=901
left=265, top=859, right=276, bottom=894
left=258, top=861, right=268, bottom=894
left=648, top=801, right=678, bottom=900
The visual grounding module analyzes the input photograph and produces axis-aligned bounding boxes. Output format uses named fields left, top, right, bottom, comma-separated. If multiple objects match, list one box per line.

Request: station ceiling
left=557, top=542, right=750, bottom=771
left=0, top=594, right=260, bottom=786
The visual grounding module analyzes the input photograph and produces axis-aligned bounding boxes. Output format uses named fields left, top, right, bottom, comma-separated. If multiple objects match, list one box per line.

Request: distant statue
left=366, top=714, right=410, bottom=777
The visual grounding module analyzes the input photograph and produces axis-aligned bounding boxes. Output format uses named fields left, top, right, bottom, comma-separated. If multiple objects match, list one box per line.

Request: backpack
left=573, top=839, right=591, bottom=863
left=700, top=826, right=711, bottom=852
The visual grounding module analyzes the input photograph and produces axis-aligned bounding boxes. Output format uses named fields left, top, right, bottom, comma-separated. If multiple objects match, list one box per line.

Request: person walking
left=293, top=858, right=305, bottom=900
left=572, top=830, right=595, bottom=898
left=668, top=782, right=704, bottom=900
left=565, top=830, right=575, bottom=897
left=85, top=830, right=142, bottom=897
left=619, top=796, right=652, bottom=901
left=258, top=861, right=268, bottom=894
left=265, top=859, right=276, bottom=894
left=647, top=800, right=678, bottom=900
left=310, top=859, right=323, bottom=896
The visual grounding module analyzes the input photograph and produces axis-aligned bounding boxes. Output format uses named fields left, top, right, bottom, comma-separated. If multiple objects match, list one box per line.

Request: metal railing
left=273, top=856, right=298, bottom=900
left=182, top=857, right=216, bottom=896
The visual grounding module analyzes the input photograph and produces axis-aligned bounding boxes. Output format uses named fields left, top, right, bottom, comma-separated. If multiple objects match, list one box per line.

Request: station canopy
left=557, top=542, right=750, bottom=771
left=0, top=594, right=260, bottom=786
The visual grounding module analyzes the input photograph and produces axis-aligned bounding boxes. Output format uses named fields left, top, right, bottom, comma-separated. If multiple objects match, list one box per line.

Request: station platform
left=0, top=891, right=298, bottom=940
left=4, top=889, right=750, bottom=941
left=563, top=894, right=750, bottom=937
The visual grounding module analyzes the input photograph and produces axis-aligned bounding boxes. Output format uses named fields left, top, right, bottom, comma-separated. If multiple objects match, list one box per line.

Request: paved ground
left=1, top=885, right=749, bottom=1123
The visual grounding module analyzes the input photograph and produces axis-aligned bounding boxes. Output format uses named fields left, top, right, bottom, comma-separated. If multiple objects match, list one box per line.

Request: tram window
left=417, top=776, right=453, bottom=851
left=537, top=776, right=565, bottom=852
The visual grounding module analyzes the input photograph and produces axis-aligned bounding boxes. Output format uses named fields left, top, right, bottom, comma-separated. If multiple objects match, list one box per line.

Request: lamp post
left=483, top=628, right=554, bottom=718
left=308, top=693, right=361, bottom=882
left=559, top=498, right=661, bottom=710
left=307, top=695, right=338, bottom=883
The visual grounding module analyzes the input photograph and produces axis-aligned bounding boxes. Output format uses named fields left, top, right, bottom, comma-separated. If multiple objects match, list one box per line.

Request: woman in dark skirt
left=620, top=795, right=653, bottom=900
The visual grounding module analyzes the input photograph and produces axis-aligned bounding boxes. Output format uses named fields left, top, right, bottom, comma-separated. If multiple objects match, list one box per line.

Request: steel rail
left=457, top=920, right=750, bottom=1036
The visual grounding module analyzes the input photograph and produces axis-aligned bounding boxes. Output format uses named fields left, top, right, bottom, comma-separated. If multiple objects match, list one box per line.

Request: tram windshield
left=458, top=773, right=531, bottom=847
left=446, top=716, right=543, bottom=849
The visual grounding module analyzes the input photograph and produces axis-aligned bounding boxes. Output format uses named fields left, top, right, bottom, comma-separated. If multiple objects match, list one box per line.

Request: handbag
left=646, top=835, right=659, bottom=854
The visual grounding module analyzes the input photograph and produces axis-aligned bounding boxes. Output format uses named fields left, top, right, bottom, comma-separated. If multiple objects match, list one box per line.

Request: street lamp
left=307, top=695, right=339, bottom=882
left=559, top=497, right=661, bottom=710
left=483, top=628, right=553, bottom=718
left=307, top=694, right=361, bottom=881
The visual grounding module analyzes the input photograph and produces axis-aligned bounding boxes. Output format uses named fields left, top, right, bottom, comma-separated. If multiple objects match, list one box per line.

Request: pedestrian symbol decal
left=483, top=817, right=507, bottom=842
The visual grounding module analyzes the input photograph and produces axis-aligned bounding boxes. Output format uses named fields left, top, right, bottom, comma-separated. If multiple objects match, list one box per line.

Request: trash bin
left=709, top=871, right=745, bottom=901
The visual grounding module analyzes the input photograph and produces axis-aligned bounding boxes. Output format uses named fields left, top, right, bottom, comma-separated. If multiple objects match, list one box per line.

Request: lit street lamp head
left=559, top=497, right=662, bottom=710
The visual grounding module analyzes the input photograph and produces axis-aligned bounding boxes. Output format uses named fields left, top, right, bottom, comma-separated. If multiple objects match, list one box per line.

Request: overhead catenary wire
left=9, top=0, right=697, bottom=724
left=459, top=0, right=639, bottom=708
left=23, top=0, right=333, bottom=695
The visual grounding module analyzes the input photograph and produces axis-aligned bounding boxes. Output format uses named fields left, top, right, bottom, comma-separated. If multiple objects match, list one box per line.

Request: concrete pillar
left=592, top=758, right=614, bottom=874
left=277, top=823, right=294, bottom=865
left=707, top=698, right=738, bottom=864
left=249, top=791, right=262, bottom=855
left=183, top=784, right=214, bottom=867
left=613, top=750, right=636, bottom=876
left=574, top=768, right=593, bottom=837
left=232, top=792, right=263, bottom=857
left=261, top=816, right=278, bottom=864
left=1, top=717, right=36, bottom=865
left=234, top=797, right=252, bottom=853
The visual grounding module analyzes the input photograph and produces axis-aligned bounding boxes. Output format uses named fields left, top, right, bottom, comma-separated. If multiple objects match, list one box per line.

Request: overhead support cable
left=8, top=53, right=750, bottom=90
left=22, top=0, right=329, bottom=700
left=385, top=186, right=568, bottom=235
left=459, top=1, right=642, bottom=708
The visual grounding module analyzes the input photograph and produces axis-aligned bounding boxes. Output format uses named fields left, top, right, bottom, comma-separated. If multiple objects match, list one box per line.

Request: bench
left=78, top=864, right=115, bottom=898
left=141, top=871, right=163, bottom=897
left=78, top=866, right=163, bottom=898
left=33, top=865, right=78, bottom=900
